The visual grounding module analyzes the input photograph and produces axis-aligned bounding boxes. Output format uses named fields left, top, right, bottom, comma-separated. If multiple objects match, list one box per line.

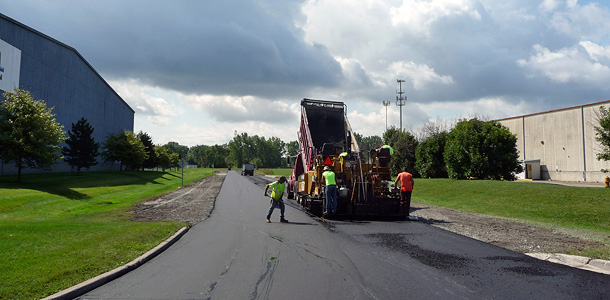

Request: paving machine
left=287, top=98, right=408, bottom=218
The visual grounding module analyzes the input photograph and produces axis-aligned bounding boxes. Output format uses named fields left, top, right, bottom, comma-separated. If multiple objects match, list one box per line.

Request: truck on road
left=287, top=98, right=407, bottom=218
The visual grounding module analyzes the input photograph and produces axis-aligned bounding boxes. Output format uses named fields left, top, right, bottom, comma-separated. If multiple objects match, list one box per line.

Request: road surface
left=81, top=171, right=610, bottom=299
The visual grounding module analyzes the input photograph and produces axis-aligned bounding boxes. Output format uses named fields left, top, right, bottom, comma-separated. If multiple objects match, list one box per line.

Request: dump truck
left=287, top=98, right=408, bottom=218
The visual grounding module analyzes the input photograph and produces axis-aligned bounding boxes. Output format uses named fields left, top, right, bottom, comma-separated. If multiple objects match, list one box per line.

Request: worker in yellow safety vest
left=264, top=176, right=289, bottom=223
left=322, top=166, right=337, bottom=216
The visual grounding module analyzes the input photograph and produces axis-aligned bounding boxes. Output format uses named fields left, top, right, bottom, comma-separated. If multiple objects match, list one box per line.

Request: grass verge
left=414, top=179, right=610, bottom=259
left=256, top=168, right=292, bottom=176
left=0, top=168, right=216, bottom=300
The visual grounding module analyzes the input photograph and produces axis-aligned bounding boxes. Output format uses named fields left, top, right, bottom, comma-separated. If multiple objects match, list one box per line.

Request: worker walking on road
left=264, top=176, right=289, bottom=223
left=323, top=166, right=337, bottom=216
left=395, top=167, right=417, bottom=220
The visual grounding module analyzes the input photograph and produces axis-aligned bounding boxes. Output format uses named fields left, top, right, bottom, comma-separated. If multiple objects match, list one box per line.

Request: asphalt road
left=81, top=171, right=610, bottom=300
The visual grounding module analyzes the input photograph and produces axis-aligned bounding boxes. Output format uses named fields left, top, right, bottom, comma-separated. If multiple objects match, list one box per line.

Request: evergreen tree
left=62, top=117, right=99, bottom=175
left=138, top=131, right=156, bottom=170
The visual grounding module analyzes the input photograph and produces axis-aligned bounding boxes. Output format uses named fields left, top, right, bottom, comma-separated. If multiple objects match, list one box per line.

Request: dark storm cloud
left=0, top=0, right=343, bottom=98
left=382, top=0, right=610, bottom=110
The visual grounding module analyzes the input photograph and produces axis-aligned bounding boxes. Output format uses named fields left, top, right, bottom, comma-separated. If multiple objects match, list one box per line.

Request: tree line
left=10, top=87, right=610, bottom=182
left=0, top=88, right=525, bottom=182
left=358, top=119, right=523, bottom=180
left=0, top=89, right=294, bottom=181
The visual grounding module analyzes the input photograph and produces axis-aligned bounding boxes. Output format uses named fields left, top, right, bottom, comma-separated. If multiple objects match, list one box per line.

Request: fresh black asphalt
left=80, top=171, right=610, bottom=299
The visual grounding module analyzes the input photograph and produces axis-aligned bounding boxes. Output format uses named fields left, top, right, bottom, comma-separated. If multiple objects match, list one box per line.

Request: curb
left=526, top=253, right=610, bottom=275
left=41, top=227, right=190, bottom=300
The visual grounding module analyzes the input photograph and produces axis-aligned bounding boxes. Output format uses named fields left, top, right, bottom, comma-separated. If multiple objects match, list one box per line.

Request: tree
left=285, top=140, right=299, bottom=167
left=227, top=133, right=247, bottom=167
left=383, top=127, right=419, bottom=176
left=101, top=130, right=148, bottom=171
left=354, top=133, right=383, bottom=163
left=138, top=131, right=156, bottom=170
left=415, top=131, right=448, bottom=178
left=62, top=117, right=99, bottom=175
left=444, top=118, right=522, bottom=180
left=286, top=140, right=299, bottom=157
left=413, top=118, right=455, bottom=141
left=155, top=145, right=173, bottom=171
left=208, top=144, right=229, bottom=168
left=594, top=106, right=610, bottom=163
left=186, top=144, right=207, bottom=166
left=165, top=141, right=189, bottom=159
left=0, top=89, right=66, bottom=182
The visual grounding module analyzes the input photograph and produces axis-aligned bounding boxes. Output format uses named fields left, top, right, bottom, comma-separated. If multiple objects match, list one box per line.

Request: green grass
left=256, top=168, right=292, bottom=176
left=414, top=179, right=610, bottom=259
left=0, top=168, right=217, bottom=300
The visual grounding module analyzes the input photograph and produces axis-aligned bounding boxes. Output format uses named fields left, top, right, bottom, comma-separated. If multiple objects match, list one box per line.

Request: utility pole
left=396, top=79, right=406, bottom=131
left=382, top=100, right=391, bottom=130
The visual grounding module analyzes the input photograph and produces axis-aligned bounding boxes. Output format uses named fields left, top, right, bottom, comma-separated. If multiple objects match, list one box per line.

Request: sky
left=1, top=0, right=610, bottom=147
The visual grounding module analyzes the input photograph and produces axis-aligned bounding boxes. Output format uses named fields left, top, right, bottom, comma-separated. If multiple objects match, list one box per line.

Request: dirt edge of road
left=132, top=172, right=608, bottom=258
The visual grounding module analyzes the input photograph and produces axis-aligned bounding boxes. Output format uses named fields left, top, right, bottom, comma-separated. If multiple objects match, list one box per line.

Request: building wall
left=0, top=14, right=134, bottom=175
left=498, top=101, right=610, bottom=182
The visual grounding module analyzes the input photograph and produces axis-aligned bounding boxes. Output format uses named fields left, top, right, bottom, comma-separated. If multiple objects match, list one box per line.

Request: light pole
left=396, top=79, right=406, bottom=131
left=382, top=100, right=391, bottom=130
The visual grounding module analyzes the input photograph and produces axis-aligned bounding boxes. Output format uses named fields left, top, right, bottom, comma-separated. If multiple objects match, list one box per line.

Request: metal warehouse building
left=0, top=13, right=134, bottom=175
left=498, top=100, right=610, bottom=183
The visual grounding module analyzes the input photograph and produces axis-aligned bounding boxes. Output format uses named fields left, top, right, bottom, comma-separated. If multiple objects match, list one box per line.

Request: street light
left=382, top=100, right=391, bottom=130
left=396, top=79, right=406, bottom=131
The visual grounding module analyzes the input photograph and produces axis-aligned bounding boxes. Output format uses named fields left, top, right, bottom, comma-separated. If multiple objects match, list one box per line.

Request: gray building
left=0, top=13, right=134, bottom=175
left=498, top=100, right=610, bottom=183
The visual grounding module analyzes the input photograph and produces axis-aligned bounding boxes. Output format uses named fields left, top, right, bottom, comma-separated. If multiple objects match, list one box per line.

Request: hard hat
left=324, top=166, right=331, bottom=171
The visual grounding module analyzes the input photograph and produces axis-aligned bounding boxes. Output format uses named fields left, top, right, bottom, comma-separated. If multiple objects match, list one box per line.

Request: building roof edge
left=0, top=12, right=135, bottom=114
left=496, top=99, right=610, bottom=122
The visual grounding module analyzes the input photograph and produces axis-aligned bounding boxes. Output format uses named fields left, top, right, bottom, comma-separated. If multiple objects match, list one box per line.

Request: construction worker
left=264, top=176, right=289, bottom=223
left=323, top=166, right=337, bottom=216
left=394, top=167, right=417, bottom=220
left=376, top=142, right=394, bottom=167
left=381, top=142, right=394, bottom=156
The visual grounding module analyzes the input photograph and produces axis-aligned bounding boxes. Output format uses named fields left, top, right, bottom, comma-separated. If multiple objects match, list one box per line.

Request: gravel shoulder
left=410, top=202, right=607, bottom=255
left=132, top=171, right=608, bottom=257
left=132, top=171, right=226, bottom=225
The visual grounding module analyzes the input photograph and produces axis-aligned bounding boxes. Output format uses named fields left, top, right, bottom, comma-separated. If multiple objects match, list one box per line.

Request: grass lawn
left=414, top=179, right=610, bottom=259
left=0, top=168, right=217, bottom=300
left=256, top=168, right=292, bottom=177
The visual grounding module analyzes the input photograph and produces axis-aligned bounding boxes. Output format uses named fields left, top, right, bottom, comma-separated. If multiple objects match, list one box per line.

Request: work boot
left=280, top=217, right=289, bottom=223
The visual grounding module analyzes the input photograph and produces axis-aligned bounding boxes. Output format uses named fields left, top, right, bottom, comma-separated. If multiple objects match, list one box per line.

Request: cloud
left=178, top=93, right=298, bottom=124
left=109, top=79, right=180, bottom=126
left=390, top=0, right=482, bottom=34
left=547, top=1, right=610, bottom=41
left=517, top=42, right=610, bottom=85
left=419, top=97, right=530, bottom=121
left=3, top=0, right=610, bottom=145
left=386, top=61, right=455, bottom=90
left=2, top=0, right=343, bottom=98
